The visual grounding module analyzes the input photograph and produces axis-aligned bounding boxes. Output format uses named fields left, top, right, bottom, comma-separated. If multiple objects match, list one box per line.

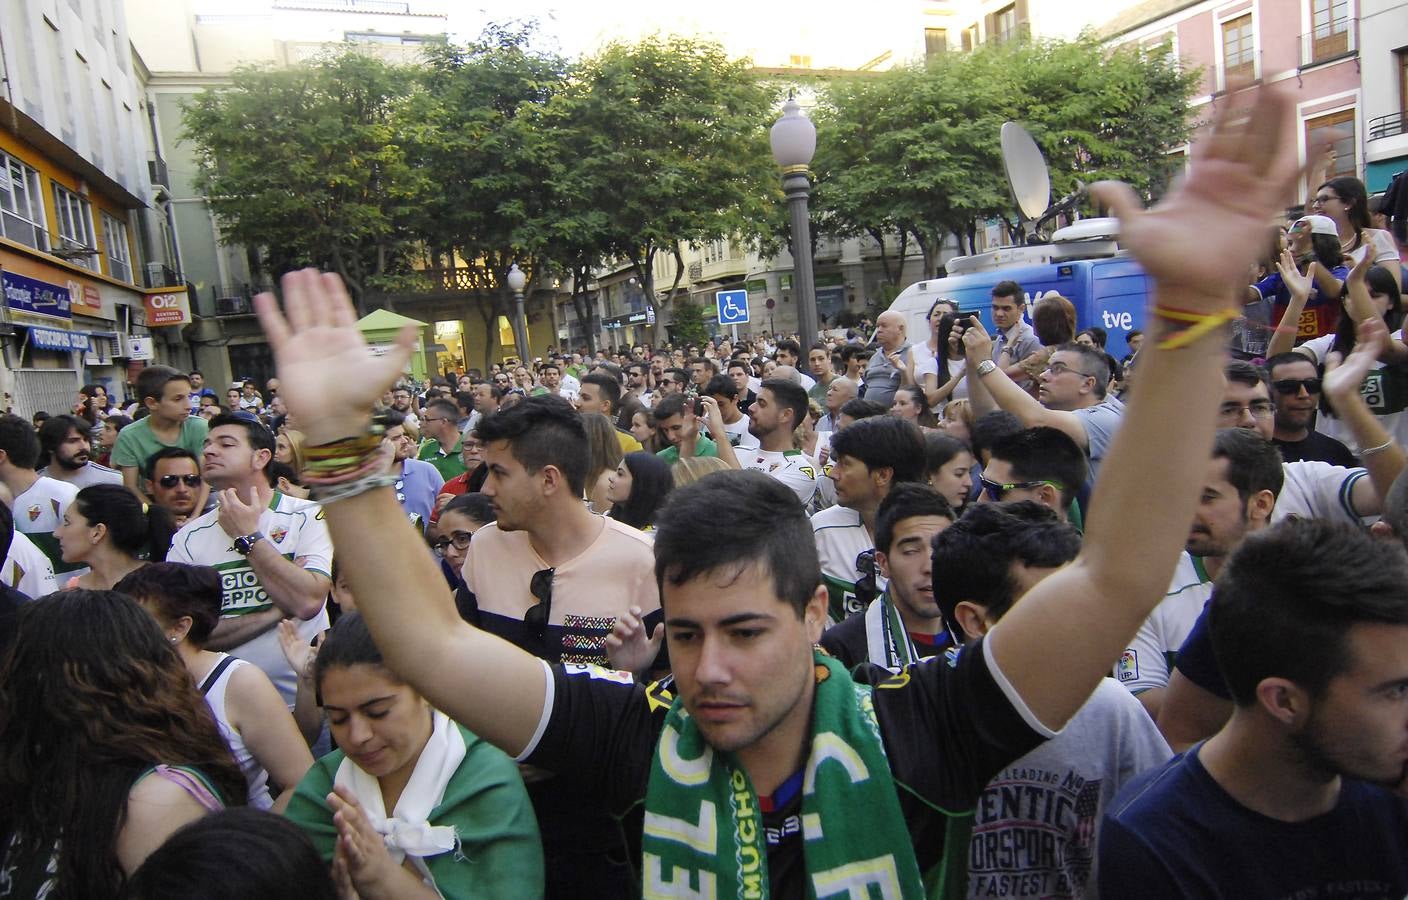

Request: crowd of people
left=3, top=88, right=1408, bottom=899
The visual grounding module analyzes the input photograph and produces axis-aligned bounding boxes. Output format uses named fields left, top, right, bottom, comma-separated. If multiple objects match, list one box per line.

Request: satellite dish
left=1001, top=122, right=1051, bottom=223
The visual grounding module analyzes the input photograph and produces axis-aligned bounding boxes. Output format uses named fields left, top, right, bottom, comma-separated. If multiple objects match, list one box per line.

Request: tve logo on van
left=1102, top=310, right=1134, bottom=331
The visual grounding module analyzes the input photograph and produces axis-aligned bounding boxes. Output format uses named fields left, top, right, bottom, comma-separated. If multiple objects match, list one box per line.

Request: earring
left=169, top=636, right=179, bottom=643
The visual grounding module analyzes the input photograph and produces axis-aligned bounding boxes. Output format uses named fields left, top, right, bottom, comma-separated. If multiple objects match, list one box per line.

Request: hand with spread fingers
left=1091, top=88, right=1304, bottom=312
left=253, top=270, right=418, bottom=446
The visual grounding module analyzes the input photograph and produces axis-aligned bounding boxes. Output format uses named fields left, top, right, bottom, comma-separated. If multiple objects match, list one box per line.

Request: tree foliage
left=812, top=35, right=1200, bottom=278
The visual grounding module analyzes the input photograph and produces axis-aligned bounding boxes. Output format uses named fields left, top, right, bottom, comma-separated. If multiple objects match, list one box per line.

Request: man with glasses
left=381, top=410, right=442, bottom=532
left=416, top=398, right=466, bottom=481
left=144, top=447, right=209, bottom=527
left=979, top=427, right=1088, bottom=525
left=389, top=384, right=419, bottom=428
left=1263, top=352, right=1356, bottom=466
left=811, top=416, right=926, bottom=622
left=965, top=336, right=1125, bottom=487
left=625, top=362, right=653, bottom=409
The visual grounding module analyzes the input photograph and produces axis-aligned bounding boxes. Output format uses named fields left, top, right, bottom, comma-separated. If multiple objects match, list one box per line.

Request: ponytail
left=72, top=484, right=176, bottom=562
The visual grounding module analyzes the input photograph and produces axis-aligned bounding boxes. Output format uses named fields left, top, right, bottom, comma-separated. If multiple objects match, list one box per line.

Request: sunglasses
left=158, top=474, right=202, bottom=488
left=854, top=549, right=879, bottom=604
left=524, top=567, right=555, bottom=639
left=978, top=475, right=1063, bottom=502
left=432, top=531, right=474, bottom=555
left=1272, top=378, right=1322, bottom=395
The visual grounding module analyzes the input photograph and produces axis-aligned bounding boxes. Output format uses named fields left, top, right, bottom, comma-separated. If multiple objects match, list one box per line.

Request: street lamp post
left=770, top=93, right=819, bottom=343
left=507, top=263, right=528, bottom=363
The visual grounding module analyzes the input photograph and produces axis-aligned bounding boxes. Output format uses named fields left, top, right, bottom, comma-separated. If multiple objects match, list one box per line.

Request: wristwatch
left=233, top=531, right=265, bottom=556
left=976, top=360, right=998, bottom=377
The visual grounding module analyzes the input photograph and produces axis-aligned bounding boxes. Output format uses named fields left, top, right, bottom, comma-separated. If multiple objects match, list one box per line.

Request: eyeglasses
left=158, top=474, right=202, bottom=488
left=524, top=567, right=555, bottom=639
left=1218, top=400, right=1276, bottom=419
left=1043, top=361, right=1093, bottom=379
left=421, top=416, right=446, bottom=425
left=1312, top=194, right=1340, bottom=206
left=854, top=550, right=879, bottom=604
left=979, top=475, right=1063, bottom=502
left=432, top=531, right=474, bottom=555
left=1272, top=378, right=1322, bottom=396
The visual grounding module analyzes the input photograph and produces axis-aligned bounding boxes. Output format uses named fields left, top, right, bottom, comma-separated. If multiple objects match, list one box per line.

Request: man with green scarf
left=820, top=483, right=956, bottom=671
left=254, top=85, right=1303, bottom=899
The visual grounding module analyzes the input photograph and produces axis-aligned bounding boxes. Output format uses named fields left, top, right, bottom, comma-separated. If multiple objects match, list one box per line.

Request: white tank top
left=201, top=654, right=273, bottom=810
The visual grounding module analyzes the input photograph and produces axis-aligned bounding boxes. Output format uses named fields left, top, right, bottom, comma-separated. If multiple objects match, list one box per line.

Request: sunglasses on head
left=158, top=474, right=202, bottom=488
left=978, top=475, right=1062, bottom=502
left=1272, top=378, right=1322, bottom=395
left=524, top=567, right=555, bottom=639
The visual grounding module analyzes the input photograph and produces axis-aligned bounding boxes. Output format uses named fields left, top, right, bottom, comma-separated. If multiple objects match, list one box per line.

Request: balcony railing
left=144, top=263, right=183, bottom=289
left=1300, top=16, right=1356, bottom=67
left=1369, top=112, right=1406, bottom=142
left=210, top=282, right=272, bottom=316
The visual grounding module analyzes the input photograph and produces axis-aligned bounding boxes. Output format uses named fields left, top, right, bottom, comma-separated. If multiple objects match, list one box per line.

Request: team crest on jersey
left=269, top=526, right=288, bottom=545
left=26, top=505, right=39, bottom=522
left=1116, top=650, right=1139, bottom=683
left=563, top=662, right=634, bottom=684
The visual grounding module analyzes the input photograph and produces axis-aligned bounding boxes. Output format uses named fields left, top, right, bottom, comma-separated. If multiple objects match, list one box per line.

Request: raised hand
left=1275, top=249, right=1312, bottom=299
left=961, top=320, right=994, bottom=362
left=605, top=605, right=663, bottom=677
left=1091, top=88, right=1301, bottom=311
left=1324, top=317, right=1389, bottom=407
left=254, top=270, right=417, bottom=445
left=277, top=618, right=317, bottom=679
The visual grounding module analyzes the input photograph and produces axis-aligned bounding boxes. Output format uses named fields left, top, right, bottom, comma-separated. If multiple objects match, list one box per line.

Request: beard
left=54, top=450, right=88, bottom=471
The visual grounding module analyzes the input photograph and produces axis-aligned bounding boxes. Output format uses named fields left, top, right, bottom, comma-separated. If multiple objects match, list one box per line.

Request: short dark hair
left=425, top=398, right=459, bottom=421
left=539, top=362, right=561, bottom=376
left=991, top=281, right=1025, bottom=304
left=1212, top=428, right=1285, bottom=504
left=442, top=492, right=496, bottom=526
left=652, top=393, right=690, bottom=422
left=727, top=359, right=752, bottom=375
left=135, top=365, right=191, bottom=402
left=1265, top=352, right=1313, bottom=377
left=759, top=378, right=809, bottom=430
left=38, top=414, right=88, bottom=457
left=475, top=394, right=589, bottom=496
left=969, top=411, right=1023, bottom=463
left=829, top=416, right=925, bottom=483
left=689, top=357, right=719, bottom=374
left=145, top=446, right=202, bottom=481
left=774, top=339, right=802, bottom=359
left=654, top=470, right=818, bottom=618
left=1212, top=519, right=1408, bottom=705
left=703, top=374, right=739, bottom=401
left=875, top=483, right=954, bottom=555
left=837, top=398, right=887, bottom=422
left=1077, top=326, right=1107, bottom=348
left=207, top=413, right=275, bottom=477
left=988, top=427, right=1088, bottom=507
left=314, top=612, right=389, bottom=691
left=932, top=501, right=1082, bottom=637
left=663, top=367, right=690, bottom=388
left=1224, top=359, right=1267, bottom=390
left=0, top=414, right=41, bottom=469
left=114, top=562, right=222, bottom=646
left=581, top=373, right=622, bottom=413
left=124, top=807, right=336, bottom=900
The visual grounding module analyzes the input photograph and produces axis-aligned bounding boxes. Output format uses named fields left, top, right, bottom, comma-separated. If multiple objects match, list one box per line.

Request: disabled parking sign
left=716, top=289, right=749, bottom=325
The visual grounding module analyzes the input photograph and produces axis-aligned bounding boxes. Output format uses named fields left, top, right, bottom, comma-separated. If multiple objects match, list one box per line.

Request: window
left=101, top=211, right=132, bottom=282
left=1309, top=0, right=1350, bottom=63
left=788, top=54, right=812, bottom=68
left=1221, top=13, right=1255, bottom=84
left=988, top=4, right=1018, bottom=44
left=0, top=153, right=48, bottom=251
left=51, top=184, right=96, bottom=270
left=925, top=28, right=948, bottom=58
left=1305, top=109, right=1357, bottom=183
left=962, top=26, right=977, bottom=52
left=1398, top=48, right=1408, bottom=114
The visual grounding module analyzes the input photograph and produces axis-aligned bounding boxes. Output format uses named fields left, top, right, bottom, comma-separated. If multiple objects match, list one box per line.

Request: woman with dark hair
left=581, top=412, right=624, bottom=512
left=121, top=563, right=313, bottom=813
left=1260, top=214, right=1354, bottom=346
left=923, top=432, right=976, bottom=510
left=1314, top=175, right=1402, bottom=291
left=1018, top=294, right=1077, bottom=384
left=123, top=808, right=336, bottom=900
left=605, top=451, right=674, bottom=531
left=54, top=482, right=175, bottom=589
left=284, top=613, right=544, bottom=899
left=629, top=408, right=663, bottom=452
left=915, top=310, right=969, bottom=412
left=890, top=383, right=940, bottom=429
left=435, top=492, right=496, bottom=589
left=0, top=590, right=245, bottom=897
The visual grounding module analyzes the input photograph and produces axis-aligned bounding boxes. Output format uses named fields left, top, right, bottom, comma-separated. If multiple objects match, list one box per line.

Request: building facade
left=1360, top=0, right=1408, bottom=192
left=0, top=0, right=186, bottom=420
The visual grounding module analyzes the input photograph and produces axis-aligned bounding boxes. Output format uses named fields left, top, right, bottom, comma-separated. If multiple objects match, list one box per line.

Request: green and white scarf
left=641, top=652, right=925, bottom=899
left=863, top=592, right=920, bottom=672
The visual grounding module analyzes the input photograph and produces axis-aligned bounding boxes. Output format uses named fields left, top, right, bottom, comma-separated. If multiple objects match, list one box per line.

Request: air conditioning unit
left=215, top=295, right=253, bottom=316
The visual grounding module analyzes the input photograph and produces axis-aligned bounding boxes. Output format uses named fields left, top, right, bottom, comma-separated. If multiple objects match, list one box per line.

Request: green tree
left=182, top=50, right=427, bottom=313
left=667, top=298, right=710, bottom=349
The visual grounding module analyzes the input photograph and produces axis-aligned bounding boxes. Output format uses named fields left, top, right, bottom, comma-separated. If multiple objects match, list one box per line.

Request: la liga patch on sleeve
left=1116, top=649, right=1139, bottom=683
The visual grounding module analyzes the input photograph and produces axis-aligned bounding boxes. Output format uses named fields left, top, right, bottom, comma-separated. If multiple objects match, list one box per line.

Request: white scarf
left=334, top=709, right=466, bottom=883
left=863, top=593, right=919, bottom=671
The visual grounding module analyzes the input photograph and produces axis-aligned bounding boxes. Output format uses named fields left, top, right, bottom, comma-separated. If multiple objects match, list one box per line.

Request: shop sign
left=144, top=290, right=191, bottom=326
left=29, top=326, right=89, bottom=352
left=2, top=271, right=71, bottom=320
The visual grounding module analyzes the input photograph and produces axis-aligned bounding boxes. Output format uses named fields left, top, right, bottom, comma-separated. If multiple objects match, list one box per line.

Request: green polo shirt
left=418, top=436, right=466, bottom=480
left=656, top=434, right=719, bottom=465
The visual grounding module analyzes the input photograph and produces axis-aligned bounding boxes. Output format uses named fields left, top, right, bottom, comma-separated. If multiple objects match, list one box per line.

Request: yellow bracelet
left=1154, top=307, right=1239, bottom=350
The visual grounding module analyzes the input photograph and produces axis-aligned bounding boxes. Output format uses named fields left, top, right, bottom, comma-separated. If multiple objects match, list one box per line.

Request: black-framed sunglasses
left=978, top=475, right=1063, bottom=502
left=1272, top=378, right=1322, bottom=396
left=431, top=531, right=474, bottom=556
left=158, top=474, right=202, bottom=488
left=524, top=567, right=555, bottom=639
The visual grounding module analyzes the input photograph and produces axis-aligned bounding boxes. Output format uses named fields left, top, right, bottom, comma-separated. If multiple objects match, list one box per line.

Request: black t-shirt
left=521, top=637, right=1045, bottom=896
left=818, top=611, right=951, bottom=672
left=1273, top=430, right=1358, bottom=468
left=1172, top=598, right=1231, bottom=700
